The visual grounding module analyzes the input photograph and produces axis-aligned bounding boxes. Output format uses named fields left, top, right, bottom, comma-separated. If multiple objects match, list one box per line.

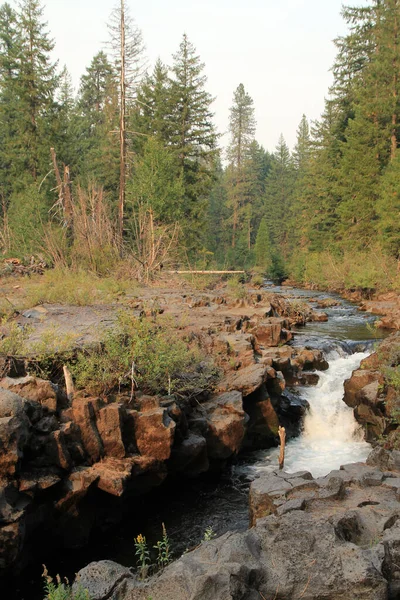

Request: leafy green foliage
left=153, top=523, right=171, bottom=569
left=43, top=567, right=90, bottom=600
left=134, top=534, right=150, bottom=580
left=70, top=312, right=217, bottom=396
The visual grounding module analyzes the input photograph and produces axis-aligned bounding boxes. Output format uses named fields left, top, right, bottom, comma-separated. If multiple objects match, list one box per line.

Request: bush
left=71, top=312, right=218, bottom=396
left=43, top=567, right=90, bottom=600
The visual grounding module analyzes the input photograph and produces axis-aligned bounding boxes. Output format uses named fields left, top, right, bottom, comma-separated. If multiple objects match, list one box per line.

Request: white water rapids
left=252, top=349, right=372, bottom=478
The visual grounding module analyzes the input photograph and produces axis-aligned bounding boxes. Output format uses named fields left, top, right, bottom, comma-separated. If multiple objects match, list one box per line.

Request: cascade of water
left=253, top=349, right=371, bottom=478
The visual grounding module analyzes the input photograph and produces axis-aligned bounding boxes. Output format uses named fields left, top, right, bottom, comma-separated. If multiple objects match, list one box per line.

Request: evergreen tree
left=132, top=58, right=172, bottom=151
left=169, top=34, right=218, bottom=250
left=16, top=0, right=58, bottom=182
left=264, top=134, right=294, bottom=254
left=377, top=148, right=400, bottom=259
left=75, top=52, right=119, bottom=192
left=0, top=2, right=20, bottom=200
left=226, top=83, right=256, bottom=251
left=254, top=216, right=271, bottom=271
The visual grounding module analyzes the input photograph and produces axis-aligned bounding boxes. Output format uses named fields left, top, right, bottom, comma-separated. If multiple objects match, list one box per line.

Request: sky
left=11, top=0, right=369, bottom=152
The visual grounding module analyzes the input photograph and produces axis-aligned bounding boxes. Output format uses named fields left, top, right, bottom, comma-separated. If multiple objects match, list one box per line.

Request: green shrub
left=71, top=313, right=218, bottom=396
left=43, top=567, right=90, bottom=600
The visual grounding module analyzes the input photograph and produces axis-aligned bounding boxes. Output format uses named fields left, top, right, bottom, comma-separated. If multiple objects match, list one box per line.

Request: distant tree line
left=0, top=0, right=399, bottom=288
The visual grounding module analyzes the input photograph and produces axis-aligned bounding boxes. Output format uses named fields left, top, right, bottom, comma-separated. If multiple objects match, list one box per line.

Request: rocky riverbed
left=75, top=447, right=400, bottom=600
left=1, top=279, right=400, bottom=598
left=0, top=285, right=329, bottom=581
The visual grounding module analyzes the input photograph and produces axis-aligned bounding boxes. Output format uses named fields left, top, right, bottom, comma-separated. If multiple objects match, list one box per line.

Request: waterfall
left=254, top=349, right=371, bottom=478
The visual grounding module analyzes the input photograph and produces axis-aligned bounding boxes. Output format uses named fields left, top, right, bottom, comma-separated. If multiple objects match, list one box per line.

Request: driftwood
left=278, top=426, right=286, bottom=470
left=167, top=270, right=245, bottom=274
left=63, top=365, right=75, bottom=402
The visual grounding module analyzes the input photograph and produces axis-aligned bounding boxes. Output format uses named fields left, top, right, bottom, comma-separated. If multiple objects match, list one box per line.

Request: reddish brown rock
left=202, top=391, right=246, bottom=460
left=343, top=370, right=385, bottom=409
left=92, top=458, right=133, bottom=496
left=213, top=333, right=255, bottom=369
left=310, top=311, right=329, bottom=322
left=0, top=389, right=30, bottom=477
left=0, top=376, right=58, bottom=413
left=252, top=318, right=288, bottom=348
left=96, top=404, right=125, bottom=459
left=48, top=430, right=72, bottom=470
left=218, top=363, right=269, bottom=396
left=133, top=407, right=176, bottom=461
left=245, top=395, right=279, bottom=448
left=71, top=397, right=104, bottom=462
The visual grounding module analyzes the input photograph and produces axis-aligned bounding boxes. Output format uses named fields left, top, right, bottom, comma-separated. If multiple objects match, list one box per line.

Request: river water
left=7, top=285, right=385, bottom=598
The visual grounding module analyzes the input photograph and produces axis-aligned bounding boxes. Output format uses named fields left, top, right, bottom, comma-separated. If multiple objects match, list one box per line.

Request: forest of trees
left=0, top=0, right=399, bottom=289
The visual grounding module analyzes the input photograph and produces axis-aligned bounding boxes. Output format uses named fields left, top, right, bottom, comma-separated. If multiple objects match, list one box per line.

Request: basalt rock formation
left=343, top=332, right=400, bottom=446
left=0, top=291, right=326, bottom=578
left=75, top=447, right=400, bottom=600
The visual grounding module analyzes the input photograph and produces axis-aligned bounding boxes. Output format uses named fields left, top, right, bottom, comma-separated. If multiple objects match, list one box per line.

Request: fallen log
left=167, top=270, right=245, bottom=274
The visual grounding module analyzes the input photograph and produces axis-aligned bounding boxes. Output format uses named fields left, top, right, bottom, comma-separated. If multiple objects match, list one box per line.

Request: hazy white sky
left=11, top=0, right=369, bottom=152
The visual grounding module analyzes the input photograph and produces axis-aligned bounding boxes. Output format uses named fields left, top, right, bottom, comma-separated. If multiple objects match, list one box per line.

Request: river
left=7, top=284, right=384, bottom=599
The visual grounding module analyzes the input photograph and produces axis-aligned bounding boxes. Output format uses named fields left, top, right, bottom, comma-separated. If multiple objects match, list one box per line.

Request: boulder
left=214, top=333, right=255, bottom=369
left=0, top=389, right=30, bottom=477
left=0, top=376, right=59, bottom=413
left=168, top=433, right=208, bottom=476
left=77, top=456, right=400, bottom=599
left=343, top=370, right=385, bottom=409
left=71, top=397, right=104, bottom=462
left=310, top=311, right=329, bottom=322
left=202, top=391, right=246, bottom=460
left=132, top=407, right=176, bottom=461
left=218, top=363, right=269, bottom=397
left=96, top=404, right=126, bottom=459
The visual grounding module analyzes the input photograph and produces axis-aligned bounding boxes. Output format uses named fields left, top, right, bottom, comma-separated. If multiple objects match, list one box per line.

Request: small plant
left=227, top=275, right=247, bottom=300
left=153, top=523, right=171, bottom=569
left=203, top=526, right=215, bottom=541
left=0, top=319, right=32, bottom=356
left=134, top=533, right=150, bottom=580
left=42, top=566, right=90, bottom=600
left=251, top=273, right=264, bottom=288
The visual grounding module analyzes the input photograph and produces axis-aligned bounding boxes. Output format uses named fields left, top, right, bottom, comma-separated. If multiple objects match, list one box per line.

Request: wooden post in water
left=278, top=426, right=286, bottom=470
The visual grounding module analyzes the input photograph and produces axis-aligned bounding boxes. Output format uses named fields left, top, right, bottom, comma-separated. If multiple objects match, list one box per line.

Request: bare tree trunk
left=51, top=148, right=74, bottom=241
left=118, top=0, right=126, bottom=250
left=391, top=8, right=398, bottom=160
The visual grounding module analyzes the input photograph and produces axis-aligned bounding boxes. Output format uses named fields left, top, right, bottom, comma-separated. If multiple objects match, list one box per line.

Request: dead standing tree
left=107, top=0, right=146, bottom=250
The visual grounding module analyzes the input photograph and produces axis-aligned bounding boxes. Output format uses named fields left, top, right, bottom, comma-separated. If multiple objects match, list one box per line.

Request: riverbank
left=0, top=275, right=398, bottom=598
left=75, top=447, right=400, bottom=600
left=0, top=278, right=331, bottom=585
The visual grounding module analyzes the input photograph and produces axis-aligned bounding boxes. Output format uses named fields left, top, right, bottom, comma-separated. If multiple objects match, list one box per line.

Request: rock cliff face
left=343, top=332, right=400, bottom=446
left=0, top=291, right=326, bottom=577
left=74, top=448, right=400, bottom=600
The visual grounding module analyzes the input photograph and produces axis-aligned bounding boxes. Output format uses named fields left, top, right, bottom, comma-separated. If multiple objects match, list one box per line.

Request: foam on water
left=253, top=350, right=371, bottom=478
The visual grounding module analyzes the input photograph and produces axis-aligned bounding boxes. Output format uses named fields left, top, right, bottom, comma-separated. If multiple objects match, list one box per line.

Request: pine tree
left=226, top=83, right=256, bottom=251
left=264, top=134, right=294, bottom=254
left=0, top=2, right=21, bottom=200
left=254, top=216, right=271, bottom=271
left=169, top=34, right=218, bottom=250
left=377, top=148, right=400, bottom=259
left=16, top=0, right=58, bottom=182
left=75, top=52, right=119, bottom=192
left=132, top=58, right=172, bottom=151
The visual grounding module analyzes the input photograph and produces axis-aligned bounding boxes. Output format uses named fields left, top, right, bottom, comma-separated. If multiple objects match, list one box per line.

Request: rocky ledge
left=75, top=447, right=400, bottom=600
left=343, top=331, right=400, bottom=447
left=0, top=290, right=328, bottom=577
